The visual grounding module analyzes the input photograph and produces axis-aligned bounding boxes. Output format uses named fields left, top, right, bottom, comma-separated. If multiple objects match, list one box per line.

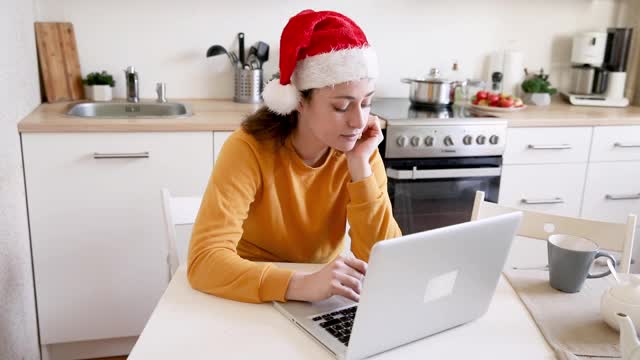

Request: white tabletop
left=129, top=237, right=556, bottom=359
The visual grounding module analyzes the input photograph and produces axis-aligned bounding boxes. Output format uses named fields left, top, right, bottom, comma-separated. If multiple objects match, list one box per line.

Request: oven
left=373, top=98, right=507, bottom=235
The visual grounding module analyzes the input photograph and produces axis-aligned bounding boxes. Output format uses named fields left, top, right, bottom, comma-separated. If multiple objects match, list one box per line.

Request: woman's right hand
left=285, top=256, right=368, bottom=302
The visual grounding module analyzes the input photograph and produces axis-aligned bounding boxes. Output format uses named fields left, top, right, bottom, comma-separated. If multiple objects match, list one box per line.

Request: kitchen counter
left=17, top=98, right=640, bottom=133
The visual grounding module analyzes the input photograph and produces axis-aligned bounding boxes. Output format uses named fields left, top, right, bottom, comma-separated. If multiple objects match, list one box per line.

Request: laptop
left=273, top=211, right=522, bottom=360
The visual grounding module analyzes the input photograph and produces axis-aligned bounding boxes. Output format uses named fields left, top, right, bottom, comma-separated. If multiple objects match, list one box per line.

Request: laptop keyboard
left=311, top=305, right=357, bottom=346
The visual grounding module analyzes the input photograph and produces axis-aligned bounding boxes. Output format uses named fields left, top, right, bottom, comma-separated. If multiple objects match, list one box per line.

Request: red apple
left=476, top=91, right=489, bottom=100
left=499, top=97, right=515, bottom=108
left=488, top=93, right=500, bottom=103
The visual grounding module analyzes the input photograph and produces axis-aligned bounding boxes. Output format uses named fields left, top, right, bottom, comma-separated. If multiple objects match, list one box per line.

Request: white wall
left=35, top=0, right=622, bottom=100
left=0, top=0, right=42, bottom=359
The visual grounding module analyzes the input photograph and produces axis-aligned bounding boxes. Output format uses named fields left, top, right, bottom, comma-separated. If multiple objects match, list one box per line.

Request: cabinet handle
left=605, top=193, right=640, bottom=201
left=614, top=142, right=640, bottom=148
left=93, top=152, right=150, bottom=159
left=521, top=197, right=565, bottom=205
left=527, top=144, right=572, bottom=150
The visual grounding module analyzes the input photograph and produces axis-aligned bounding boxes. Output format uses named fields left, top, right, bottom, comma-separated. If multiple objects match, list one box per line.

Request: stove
left=371, top=98, right=507, bottom=159
left=371, top=98, right=508, bottom=235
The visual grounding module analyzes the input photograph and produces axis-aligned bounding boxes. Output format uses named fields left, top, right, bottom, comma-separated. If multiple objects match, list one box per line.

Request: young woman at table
left=187, top=9, right=401, bottom=304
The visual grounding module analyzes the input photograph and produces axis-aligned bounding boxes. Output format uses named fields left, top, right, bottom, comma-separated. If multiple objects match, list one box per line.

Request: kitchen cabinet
left=500, top=127, right=591, bottom=217
left=582, top=161, right=640, bottom=222
left=22, top=132, right=213, bottom=353
left=502, top=127, right=592, bottom=165
left=499, top=163, right=587, bottom=217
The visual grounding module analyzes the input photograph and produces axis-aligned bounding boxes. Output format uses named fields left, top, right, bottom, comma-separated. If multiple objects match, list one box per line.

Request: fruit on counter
left=471, top=90, right=524, bottom=108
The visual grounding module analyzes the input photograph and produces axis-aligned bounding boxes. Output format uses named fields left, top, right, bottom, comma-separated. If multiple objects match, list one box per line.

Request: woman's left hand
left=345, top=115, right=383, bottom=182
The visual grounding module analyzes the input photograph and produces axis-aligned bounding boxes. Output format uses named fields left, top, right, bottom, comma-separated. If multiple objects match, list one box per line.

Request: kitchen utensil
left=246, top=54, right=261, bottom=70
left=491, top=72, right=503, bottom=92
left=238, top=32, right=245, bottom=67
left=547, top=234, right=615, bottom=293
left=602, top=275, right=640, bottom=333
left=35, top=22, right=85, bottom=102
left=248, top=45, right=257, bottom=58
left=206, top=44, right=237, bottom=67
left=401, top=68, right=464, bottom=107
left=256, top=41, right=270, bottom=67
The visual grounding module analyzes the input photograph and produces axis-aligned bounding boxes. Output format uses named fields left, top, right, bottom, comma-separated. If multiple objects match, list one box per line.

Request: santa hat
left=262, top=10, right=378, bottom=115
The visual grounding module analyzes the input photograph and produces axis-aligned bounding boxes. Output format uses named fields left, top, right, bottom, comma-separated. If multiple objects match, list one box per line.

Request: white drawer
left=582, top=161, right=640, bottom=223
left=503, top=127, right=592, bottom=164
left=498, top=163, right=587, bottom=217
left=590, top=126, right=640, bottom=162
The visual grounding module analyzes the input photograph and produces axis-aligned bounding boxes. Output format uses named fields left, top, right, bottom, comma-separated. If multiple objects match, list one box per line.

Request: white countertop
left=128, top=236, right=556, bottom=360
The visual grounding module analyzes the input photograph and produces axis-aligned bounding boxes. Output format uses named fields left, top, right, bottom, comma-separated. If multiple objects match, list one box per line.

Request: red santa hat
left=262, top=10, right=378, bottom=115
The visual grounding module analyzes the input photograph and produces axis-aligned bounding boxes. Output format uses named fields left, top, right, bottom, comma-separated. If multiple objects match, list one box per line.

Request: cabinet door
left=22, top=132, right=213, bottom=344
left=499, top=163, right=587, bottom=217
left=503, top=127, right=592, bottom=165
left=213, top=131, right=233, bottom=163
left=582, top=161, right=640, bottom=223
left=590, top=126, right=640, bottom=162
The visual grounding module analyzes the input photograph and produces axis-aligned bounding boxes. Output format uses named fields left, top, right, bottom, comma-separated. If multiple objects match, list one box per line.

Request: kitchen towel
left=502, top=50, right=524, bottom=97
left=503, top=268, right=620, bottom=359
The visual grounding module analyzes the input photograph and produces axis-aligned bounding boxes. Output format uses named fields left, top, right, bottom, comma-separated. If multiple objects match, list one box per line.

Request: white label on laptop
left=423, top=270, right=459, bottom=303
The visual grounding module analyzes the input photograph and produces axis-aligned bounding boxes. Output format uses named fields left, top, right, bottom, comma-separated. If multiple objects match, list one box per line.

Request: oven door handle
left=386, top=166, right=501, bottom=180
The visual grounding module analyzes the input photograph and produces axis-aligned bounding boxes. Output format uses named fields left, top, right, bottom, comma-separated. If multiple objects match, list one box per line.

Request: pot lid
left=610, top=275, right=640, bottom=304
left=406, top=68, right=452, bottom=84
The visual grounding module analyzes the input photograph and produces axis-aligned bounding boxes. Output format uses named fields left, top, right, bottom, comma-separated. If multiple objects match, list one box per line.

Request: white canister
left=502, top=50, right=524, bottom=96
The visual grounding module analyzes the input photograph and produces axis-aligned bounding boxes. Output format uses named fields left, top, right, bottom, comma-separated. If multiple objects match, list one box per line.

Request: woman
left=188, top=9, right=401, bottom=304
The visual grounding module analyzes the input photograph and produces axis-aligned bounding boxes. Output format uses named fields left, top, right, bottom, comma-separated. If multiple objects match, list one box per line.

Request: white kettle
left=602, top=275, right=640, bottom=333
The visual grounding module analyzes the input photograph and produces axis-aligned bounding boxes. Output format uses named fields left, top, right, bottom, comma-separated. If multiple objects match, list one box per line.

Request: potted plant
left=83, top=71, right=115, bottom=101
left=521, top=68, right=557, bottom=106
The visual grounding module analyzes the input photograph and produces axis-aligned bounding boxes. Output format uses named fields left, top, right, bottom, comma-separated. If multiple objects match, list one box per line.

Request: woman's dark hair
left=241, top=89, right=313, bottom=145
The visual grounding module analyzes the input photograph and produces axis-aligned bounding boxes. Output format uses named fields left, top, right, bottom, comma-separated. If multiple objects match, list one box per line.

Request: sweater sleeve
left=346, top=148, right=402, bottom=262
left=187, top=133, right=294, bottom=303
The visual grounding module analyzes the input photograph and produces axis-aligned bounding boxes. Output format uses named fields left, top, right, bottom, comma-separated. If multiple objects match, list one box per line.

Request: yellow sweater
left=187, top=129, right=402, bottom=303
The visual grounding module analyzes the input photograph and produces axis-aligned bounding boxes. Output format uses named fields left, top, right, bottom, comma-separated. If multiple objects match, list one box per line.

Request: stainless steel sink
left=66, top=102, right=193, bottom=118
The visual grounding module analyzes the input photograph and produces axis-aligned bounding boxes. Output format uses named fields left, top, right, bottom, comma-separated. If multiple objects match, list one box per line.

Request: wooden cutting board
left=35, top=22, right=85, bottom=102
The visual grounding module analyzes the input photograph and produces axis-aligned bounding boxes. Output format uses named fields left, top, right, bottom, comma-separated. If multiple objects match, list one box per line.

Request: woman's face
left=297, top=78, right=375, bottom=153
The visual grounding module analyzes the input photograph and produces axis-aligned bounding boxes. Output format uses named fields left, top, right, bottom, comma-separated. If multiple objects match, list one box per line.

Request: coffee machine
left=564, top=28, right=633, bottom=107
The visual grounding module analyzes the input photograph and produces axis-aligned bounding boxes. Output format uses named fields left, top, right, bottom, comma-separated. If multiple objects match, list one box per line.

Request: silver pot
left=401, top=68, right=465, bottom=106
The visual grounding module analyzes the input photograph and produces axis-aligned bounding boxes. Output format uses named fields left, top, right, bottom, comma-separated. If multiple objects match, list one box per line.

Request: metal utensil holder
left=234, top=68, right=263, bottom=103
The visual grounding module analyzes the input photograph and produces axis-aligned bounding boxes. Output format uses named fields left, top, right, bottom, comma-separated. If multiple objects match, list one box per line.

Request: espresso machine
left=564, top=28, right=633, bottom=107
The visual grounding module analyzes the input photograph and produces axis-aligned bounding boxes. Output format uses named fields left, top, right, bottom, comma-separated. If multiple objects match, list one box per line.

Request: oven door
left=385, top=157, right=501, bottom=235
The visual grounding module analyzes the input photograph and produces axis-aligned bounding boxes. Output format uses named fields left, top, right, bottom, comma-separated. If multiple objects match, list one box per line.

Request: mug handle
left=587, top=252, right=617, bottom=279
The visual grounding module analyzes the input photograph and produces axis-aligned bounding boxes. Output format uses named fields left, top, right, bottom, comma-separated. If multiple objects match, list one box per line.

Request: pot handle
left=401, top=78, right=413, bottom=84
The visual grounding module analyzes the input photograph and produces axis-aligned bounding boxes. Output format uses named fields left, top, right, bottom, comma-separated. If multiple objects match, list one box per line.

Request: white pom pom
left=262, top=79, right=301, bottom=115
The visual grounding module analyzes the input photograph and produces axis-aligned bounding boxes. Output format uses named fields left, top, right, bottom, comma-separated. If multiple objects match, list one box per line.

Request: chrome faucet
left=124, top=66, right=139, bottom=103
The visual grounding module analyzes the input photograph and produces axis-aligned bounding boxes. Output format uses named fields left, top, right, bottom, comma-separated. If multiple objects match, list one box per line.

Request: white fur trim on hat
left=262, top=78, right=301, bottom=115
left=291, top=46, right=378, bottom=90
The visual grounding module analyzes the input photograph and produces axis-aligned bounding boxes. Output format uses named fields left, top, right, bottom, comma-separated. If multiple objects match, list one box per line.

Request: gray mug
left=547, top=234, right=616, bottom=293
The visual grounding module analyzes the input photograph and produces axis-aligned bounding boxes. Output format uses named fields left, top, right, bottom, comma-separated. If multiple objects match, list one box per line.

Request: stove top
left=372, top=98, right=508, bottom=159
left=371, top=98, right=496, bottom=123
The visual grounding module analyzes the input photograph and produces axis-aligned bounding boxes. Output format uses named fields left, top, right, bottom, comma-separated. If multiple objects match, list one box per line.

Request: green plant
left=83, top=71, right=116, bottom=87
left=521, top=68, right=557, bottom=95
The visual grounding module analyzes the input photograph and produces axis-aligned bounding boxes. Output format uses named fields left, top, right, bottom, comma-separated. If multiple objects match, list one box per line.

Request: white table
left=129, top=237, right=555, bottom=359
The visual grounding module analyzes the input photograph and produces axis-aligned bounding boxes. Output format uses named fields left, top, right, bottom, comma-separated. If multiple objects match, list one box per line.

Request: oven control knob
left=410, top=136, right=421, bottom=147
left=489, top=135, right=500, bottom=145
left=463, top=135, right=473, bottom=145
left=443, top=136, right=454, bottom=146
left=476, top=135, right=487, bottom=145
left=396, top=136, right=408, bottom=147
left=424, top=136, right=434, bottom=147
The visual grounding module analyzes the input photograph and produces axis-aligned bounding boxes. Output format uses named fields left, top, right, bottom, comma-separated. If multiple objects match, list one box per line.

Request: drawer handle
left=521, top=197, right=565, bottom=205
left=605, top=193, right=640, bottom=201
left=527, top=144, right=572, bottom=150
left=93, top=152, right=150, bottom=159
left=614, top=142, right=640, bottom=148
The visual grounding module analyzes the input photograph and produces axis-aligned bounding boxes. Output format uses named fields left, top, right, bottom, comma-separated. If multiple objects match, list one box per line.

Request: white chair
left=161, top=188, right=202, bottom=280
left=471, top=191, right=637, bottom=273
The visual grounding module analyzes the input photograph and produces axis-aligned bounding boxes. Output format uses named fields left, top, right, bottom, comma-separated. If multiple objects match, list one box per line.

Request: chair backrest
left=471, top=191, right=637, bottom=273
left=161, top=188, right=202, bottom=280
